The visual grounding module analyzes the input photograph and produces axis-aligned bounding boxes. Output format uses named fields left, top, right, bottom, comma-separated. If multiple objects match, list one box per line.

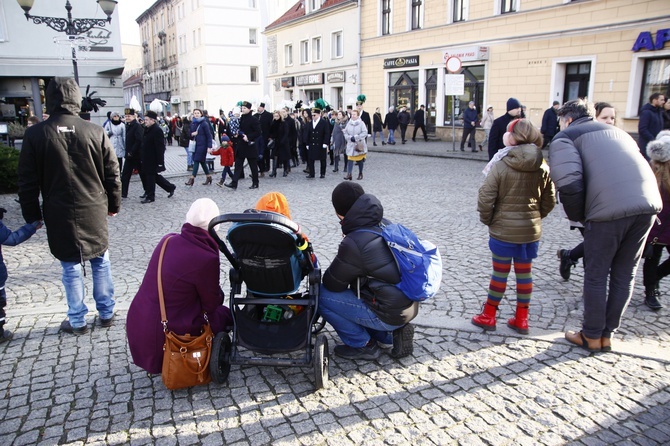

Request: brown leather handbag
left=157, top=236, right=213, bottom=390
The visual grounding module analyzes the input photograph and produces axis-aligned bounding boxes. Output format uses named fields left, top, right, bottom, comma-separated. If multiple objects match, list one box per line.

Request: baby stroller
left=207, top=210, right=329, bottom=389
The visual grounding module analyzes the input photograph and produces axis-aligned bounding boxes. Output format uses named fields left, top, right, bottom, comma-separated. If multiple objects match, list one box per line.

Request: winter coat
left=104, top=120, right=126, bottom=159
left=360, top=110, right=372, bottom=135
left=541, top=107, right=559, bottom=139
left=255, top=110, right=274, bottom=141
left=18, top=77, right=121, bottom=262
left=126, top=224, right=232, bottom=374
left=463, top=107, right=478, bottom=129
left=190, top=118, right=213, bottom=163
left=413, top=109, right=425, bottom=126
left=549, top=116, right=661, bottom=223
left=126, top=119, right=144, bottom=158
left=480, top=111, right=494, bottom=130
left=638, top=103, right=664, bottom=155
left=373, top=112, right=383, bottom=131
left=322, top=194, right=419, bottom=326
left=343, top=118, right=368, bottom=158
left=0, top=220, right=38, bottom=286
left=142, top=123, right=166, bottom=174
left=478, top=144, right=555, bottom=243
left=384, top=111, right=398, bottom=130
left=398, top=110, right=411, bottom=126
left=285, top=115, right=298, bottom=150
left=235, top=112, right=262, bottom=159
left=269, top=119, right=290, bottom=163
left=178, top=119, right=191, bottom=148
left=210, top=143, right=234, bottom=167
left=648, top=186, right=670, bottom=245
left=331, top=119, right=348, bottom=156
left=488, top=112, right=515, bottom=160
left=307, top=118, right=331, bottom=162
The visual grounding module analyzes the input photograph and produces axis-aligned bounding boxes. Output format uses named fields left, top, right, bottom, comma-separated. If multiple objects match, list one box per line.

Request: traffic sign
left=445, top=56, right=462, bottom=73
left=444, top=74, right=465, bottom=96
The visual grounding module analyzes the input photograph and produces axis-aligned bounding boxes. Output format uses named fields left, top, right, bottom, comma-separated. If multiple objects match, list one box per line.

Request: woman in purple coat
left=126, top=198, right=231, bottom=374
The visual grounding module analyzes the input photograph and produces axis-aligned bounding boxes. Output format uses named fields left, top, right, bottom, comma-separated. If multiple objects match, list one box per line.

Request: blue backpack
left=357, top=223, right=442, bottom=302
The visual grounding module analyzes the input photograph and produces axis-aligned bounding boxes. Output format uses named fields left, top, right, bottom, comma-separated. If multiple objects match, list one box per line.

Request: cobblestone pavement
left=1, top=141, right=668, bottom=445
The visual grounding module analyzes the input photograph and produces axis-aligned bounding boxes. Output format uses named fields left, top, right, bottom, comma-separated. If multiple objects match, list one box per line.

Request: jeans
left=318, top=284, right=401, bottom=347
left=373, top=131, right=383, bottom=144
left=387, top=128, right=396, bottom=144
left=61, top=251, right=115, bottom=328
left=184, top=147, right=193, bottom=166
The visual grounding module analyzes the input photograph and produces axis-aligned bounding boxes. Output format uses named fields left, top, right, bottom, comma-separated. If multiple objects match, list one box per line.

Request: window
left=192, top=30, right=196, bottom=48
left=285, top=44, right=293, bottom=66
left=194, top=67, right=198, bottom=85
left=198, top=28, right=202, bottom=46
left=639, top=58, right=670, bottom=114
left=331, top=31, right=343, bottom=58
left=249, top=28, right=257, bottom=45
left=411, top=0, right=422, bottom=30
left=382, top=0, right=391, bottom=35
left=453, top=0, right=466, bottom=22
left=195, top=100, right=204, bottom=110
left=300, top=40, right=309, bottom=64
left=500, top=0, right=517, bottom=14
left=184, top=101, right=191, bottom=113
left=250, top=66, right=259, bottom=83
left=199, top=65, right=204, bottom=84
left=312, top=37, right=322, bottom=62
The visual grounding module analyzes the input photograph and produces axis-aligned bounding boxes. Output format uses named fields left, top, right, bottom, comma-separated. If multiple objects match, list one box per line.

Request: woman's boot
left=357, top=172, right=363, bottom=180
left=471, top=302, right=497, bottom=331
left=202, top=175, right=212, bottom=185
left=269, top=159, right=277, bottom=178
left=185, top=176, right=195, bottom=186
left=507, top=305, right=529, bottom=334
left=343, top=173, right=352, bottom=180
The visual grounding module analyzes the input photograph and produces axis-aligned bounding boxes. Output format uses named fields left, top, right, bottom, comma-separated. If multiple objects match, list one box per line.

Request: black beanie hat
left=332, top=182, right=365, bottom=216
left=507, top=97, right=521, bottom=111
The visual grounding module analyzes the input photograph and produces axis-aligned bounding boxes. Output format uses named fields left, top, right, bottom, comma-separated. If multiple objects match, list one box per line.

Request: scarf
left=482, top=146, right=512, bottom=177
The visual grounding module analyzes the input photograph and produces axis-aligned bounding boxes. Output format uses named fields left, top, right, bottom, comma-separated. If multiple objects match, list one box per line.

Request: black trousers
left=400, top=124, right=408, bottom=141
left=0, top=287, right=6, bottom=332
left=308, top=159, right=326, bottom=177
left=121, top=157, right=142, bottom=197
left=142, top=173, right=175, bottom=200
left=231, top=156, right=259, bottom=186
left=461, top=127, right=476, bottom=149
left=413, top=124, right=427, bottom=141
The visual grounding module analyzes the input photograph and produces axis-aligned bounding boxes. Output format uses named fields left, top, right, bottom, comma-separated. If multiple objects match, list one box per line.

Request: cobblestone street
left=0, top=143, right=668, bottom=445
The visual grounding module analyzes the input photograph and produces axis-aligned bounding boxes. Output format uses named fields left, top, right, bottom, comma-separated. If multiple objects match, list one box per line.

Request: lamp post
left=16, top=0, right=118, bottom=85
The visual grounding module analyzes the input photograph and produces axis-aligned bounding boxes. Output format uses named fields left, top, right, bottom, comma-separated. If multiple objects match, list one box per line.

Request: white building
left=0, top=0, right=125, bottom=125
left=264, top=0, right=359, bottom=111
left=172, top=0, right=294, bottom=116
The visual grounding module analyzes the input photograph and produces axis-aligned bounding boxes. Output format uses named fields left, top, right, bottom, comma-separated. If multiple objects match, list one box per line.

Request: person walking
left=460, top=101, right=479, bottom=152
left=488, top=98, right=522, bottom=160
left=306, top=105, right=331, bottom=179
left=140, top=111, right=176, bottom=203
left=540, top=101, right=560, bottom=149
left=398, top=107, right=411, bottom=144
left=121, top=108, right=144, bottom=199
left=383, top=106, right=398, bottom=145
left=104, top=112, right=126, bottom=172
left=412, top=105, right=428, bottom=142
left=268, top=110, right=289, bottom=178
left=331, top=110, right=348, bottom=173
left=372, top=107, right=384, bottom=146
left=185, top=109, right=214, bottom=186
left=343, top=109, right=368, bottom=180
left=225, top=101, right=262, bottom=190
left=549, top=99, right=661, bottom=352
left=18, top=77, right=121, bottom=335
left=479, top=105, right=494, bottom=150
left=638, top=93, right=665, bottom=160
left=472, top=119, right=555, bottom=334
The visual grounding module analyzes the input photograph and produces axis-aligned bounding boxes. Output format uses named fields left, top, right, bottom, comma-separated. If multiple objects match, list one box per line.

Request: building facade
left=359, top=0, right=669, bottom=138
left=0, top=0, right=124, bottom=125
left=264, top=0, right=360, bottom=111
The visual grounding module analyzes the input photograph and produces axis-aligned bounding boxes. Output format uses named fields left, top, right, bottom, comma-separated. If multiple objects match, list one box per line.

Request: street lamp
left=17, top=0, right=118, bottom=85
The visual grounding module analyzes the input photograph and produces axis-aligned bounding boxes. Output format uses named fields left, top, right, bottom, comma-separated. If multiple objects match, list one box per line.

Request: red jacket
left=210, top=143, right=234, bottom=166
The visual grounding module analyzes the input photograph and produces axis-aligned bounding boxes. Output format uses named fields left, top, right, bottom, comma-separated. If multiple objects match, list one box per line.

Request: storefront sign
left=281, top=77, right=295, bottom=88
left=632, top=29, right=670, bottom=52
left=295, top=73, right=324, bottom=86
left=327, top=71, right=345, bottom=83
left=384, top=56, right=420, bottom=69
left=171, top=96, right=181, bottom=104
left=86, top=27, right=114, bottom=52
left=442, top=46, right=489, bottom=62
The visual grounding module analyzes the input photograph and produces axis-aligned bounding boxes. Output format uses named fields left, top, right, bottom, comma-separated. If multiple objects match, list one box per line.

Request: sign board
left=446, top=56, right=462, bottom=73
left=442, top=46, right=489, bottom=63
left=327, top=71, right=345, bottom=83
left=171, top=96, right=181, bottom=104
left=444, top=74, right=465, bottom=96
left=281, top=77, right=295, bottom=88
left=383, top=55, right=420, bottom=69
left=295, top=73, right=324, bottom=86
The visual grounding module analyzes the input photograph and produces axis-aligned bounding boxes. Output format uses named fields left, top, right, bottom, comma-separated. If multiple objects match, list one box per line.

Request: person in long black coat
left=299, top=109, right=311, bottom=166
left=306, top=108, right=331, bottom=178
left=225, top=102, right=262, bottom=189
left=540, top=102, right=560, bottom=149
left=285, top=109, right=299, bottom=167
left=269, top=110, right=291, bottom=177
left=122, top=108, right=144, bottom=198
left=255, top=104, right=274, bottom=173
left=140, top=111, right=176, bottom=203
left=488, top=98, right=522, bottom=160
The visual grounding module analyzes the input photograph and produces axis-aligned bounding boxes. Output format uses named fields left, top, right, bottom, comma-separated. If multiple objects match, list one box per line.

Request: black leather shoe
left=140, top=193, right=147, bottom=199
left=122, top=195, right=128, bottom=199
left=167, top=188, right=175, bottom=198
left=100, top=314, right=114, bottom=327
left=558, top=249, right=577, bottom=281
left=645, top=291, right=663, bottom=311
left=320, top=174, right=325, bottom=178
left=224, top=183, right=237, bottom=190
left=0, top=329, right=13, bottom=344
left=333, top=342, right=380, bottom=360
left=303, top=169, right=310, bottom=173
left=60, top=319, right=89, bottom=335
left=306, top=175, right=315, bottom=179
left=140, top=198, right=155, bottom=204
left=390, top=323, right=414, bottom=358
left=248, top=184, right=259, bottom=189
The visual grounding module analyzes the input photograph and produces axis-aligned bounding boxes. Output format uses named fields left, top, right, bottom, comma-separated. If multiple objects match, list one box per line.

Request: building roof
left=265, top=0, right=354, bottom=31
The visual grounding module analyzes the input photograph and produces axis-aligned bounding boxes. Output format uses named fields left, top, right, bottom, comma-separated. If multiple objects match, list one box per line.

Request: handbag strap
left=158, top=236, right=173, bottom=332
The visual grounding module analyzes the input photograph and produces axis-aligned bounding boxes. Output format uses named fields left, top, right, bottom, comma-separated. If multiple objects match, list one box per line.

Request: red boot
left=507, top=305, right=529, bottom=334
left=471, top=302, right=497, bottom=331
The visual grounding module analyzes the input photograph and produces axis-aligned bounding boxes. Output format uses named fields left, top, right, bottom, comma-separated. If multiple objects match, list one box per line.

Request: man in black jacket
left=226, top=101, right=262, bottom=189
left=140, top=110, right=176, bottom=203
left=356, top=101, right=372, bottom=136
left=121, top=108, right=144, bottom=198
left=319, top=182, right=418, bottom=360
left=18, top=77, right=121, bottom=335
left=397, top=107, right=411, bottom=144
left=412, top=105, right=428, bottom=142
left=306, top=107, right=331, bottom=178
left=540, top=101, right=560, bottom=149
left=255, top=103, right=273, bottom=174
left=488, top=97, right=522, bottom=160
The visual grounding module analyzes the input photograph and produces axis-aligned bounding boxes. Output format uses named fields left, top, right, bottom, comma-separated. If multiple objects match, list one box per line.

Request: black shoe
left=390, top=323, right=414, bottom=358
left=373, top=142, right=377, bottom=146
left=306, top=175, right=315, bottom=179
left=303, top=169, right=310, bottom=173
left=320, top=174, right=325, bottom=178
left=140, top=198, right=155, bottom=204
left=100, top=314, right=114, bottom=328
left=645, top=291, right=663, bottom=311
left=412, top=138, right=416, bottom=142
left=382, top=142, right=386, bottom=146
left=558, top=249, right=577, bottom=281
left=0, top=329, right=13, bottom=344
left=248, top=184, right=259, bottom=189
left=460, top=147, right=465, bottom=151
left=402, top=141, right=406, bottom=144
left=283, top=171, right=288, bottom=177
left=224, top=183, right=237, bottom=190
left=333, top=342, right=381, bottom=360
left=60, top=319, right=89, bottom=336
left=167, top=188, right=175, bottom=198
left=121, top=195, right=128, bottom=199
left=140, top=193, right=147, bottom=199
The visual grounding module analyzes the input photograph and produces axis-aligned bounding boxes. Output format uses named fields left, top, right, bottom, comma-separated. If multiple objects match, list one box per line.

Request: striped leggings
left=487, top=253, right=532, bottom=307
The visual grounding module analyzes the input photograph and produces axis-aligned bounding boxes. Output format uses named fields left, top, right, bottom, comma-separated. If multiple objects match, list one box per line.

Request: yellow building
left=360, top=0, right=669, bottom=138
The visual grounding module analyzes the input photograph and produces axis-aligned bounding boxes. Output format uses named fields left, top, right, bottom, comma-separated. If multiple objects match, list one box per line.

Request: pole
left=71, top=44, right=79, bottom=85
left=452, top=96, right=456, bottom=151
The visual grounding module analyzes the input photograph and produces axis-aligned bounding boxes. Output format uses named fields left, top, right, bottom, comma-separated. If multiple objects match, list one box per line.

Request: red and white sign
left=445, top=56, right=462, bottom=73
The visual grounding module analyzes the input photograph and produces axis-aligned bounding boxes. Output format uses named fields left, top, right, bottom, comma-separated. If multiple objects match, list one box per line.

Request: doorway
left=563, top=62, right=591, bottom=102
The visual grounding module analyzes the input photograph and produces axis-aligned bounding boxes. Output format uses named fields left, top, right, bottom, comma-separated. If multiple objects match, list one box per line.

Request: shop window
left=388, top=71, right=419, bottom=112
left=639, top=57, right=670, bottom=114
left=425, top=69, right=437, bottom=133
left=444, top=65, right=485, bottom=125
left=285, top=44, right=293, bottom=66
left=452, top=0, right=467, bottom=22
left=381, top=0, right=391, bottom=36
left=500, top=0, right=517, bottom=14
left=411, top=0, right=422, bottom=30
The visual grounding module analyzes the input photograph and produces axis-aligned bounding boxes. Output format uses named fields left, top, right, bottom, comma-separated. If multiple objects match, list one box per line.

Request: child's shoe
left=0, top=329, right=13, bottom=344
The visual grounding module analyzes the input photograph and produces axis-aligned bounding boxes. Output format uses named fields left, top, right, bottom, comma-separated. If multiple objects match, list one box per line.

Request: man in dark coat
left=638, top=92, right=665, bottom=160
left=356, top=101, right=372, bottom=136
left=460, top=101, right=479, bottom=151
left=306, top=107, right=331, bottom=179
left=412, top=105, right=428, bottom=142
left=488, top=97, right=522, bottom=160
left=319, top=182, right=418, bottom=360
left=140, top=110, right=176, bottom=203
left=397, top=107, right=411, bottom=144
left=383, top=106, right=398, bottom=145
left=284, top=107, right=299, bottom=167
left=255, top=103, right=274, bottom=173
left=540, top=101, right=560, bottom=149
left=226, top=101, right=262, bottom=189
left=18, top=77, right=121, bottom=335
left=121, top=108, right=144, bottom=198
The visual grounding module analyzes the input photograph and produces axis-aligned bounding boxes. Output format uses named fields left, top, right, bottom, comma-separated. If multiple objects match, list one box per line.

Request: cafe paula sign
left=85, top=27, right=113, bottom=52
left=384, top=56, right=419, bottom=69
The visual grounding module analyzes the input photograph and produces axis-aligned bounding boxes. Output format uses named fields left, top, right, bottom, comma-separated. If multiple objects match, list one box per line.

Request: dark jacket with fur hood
left=322, top=193, right=419, bottom=326
left=18, top=77, right=121, bottom=262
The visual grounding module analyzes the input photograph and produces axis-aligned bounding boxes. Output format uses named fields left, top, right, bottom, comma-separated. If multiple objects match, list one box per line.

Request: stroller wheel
left=210, top=332, right=232, bottom=384
left=314, top=334, right=329, bottom=390
left=312, top=315, right=326, bottom=335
